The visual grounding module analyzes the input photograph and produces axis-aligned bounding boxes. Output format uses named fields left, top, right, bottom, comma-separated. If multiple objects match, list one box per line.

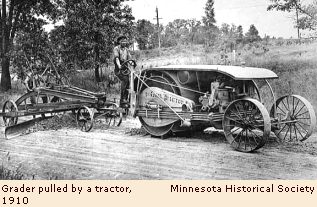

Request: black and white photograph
left=0, top=0, right=317, bottom=180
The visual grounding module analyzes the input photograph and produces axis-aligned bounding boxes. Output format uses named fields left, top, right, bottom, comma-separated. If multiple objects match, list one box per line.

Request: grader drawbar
left=1, top=59, right=316, bottom=152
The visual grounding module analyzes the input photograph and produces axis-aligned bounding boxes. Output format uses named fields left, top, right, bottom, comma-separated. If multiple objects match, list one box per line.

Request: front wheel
left=270, top=95, right=316, bottom=142
left=223, top=98, right=271, bottom=152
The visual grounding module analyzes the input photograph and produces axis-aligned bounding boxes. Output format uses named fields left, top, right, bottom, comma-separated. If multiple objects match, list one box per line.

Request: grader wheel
left=2, top=100, right=18, bottom=127
left=104, top=103, right=123, bottom=127
left=271, top=95, right=316, bottom=142
left=223, top=98, right=271, bottom=152
left=76, top=105, right=94, bottom=132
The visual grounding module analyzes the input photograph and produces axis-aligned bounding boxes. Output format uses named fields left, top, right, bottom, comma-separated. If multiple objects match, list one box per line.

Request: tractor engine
left=199, top=79, right=232, bottom=113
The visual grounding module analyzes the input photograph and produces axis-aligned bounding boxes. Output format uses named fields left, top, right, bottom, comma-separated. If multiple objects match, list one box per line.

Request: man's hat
left=116, top=35, right=127, bottom=44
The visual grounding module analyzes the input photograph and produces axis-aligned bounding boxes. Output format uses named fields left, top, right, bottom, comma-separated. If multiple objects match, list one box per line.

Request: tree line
left=135, top=18, right=262, bottom=50
left=0, top=0, right=316, bottom=91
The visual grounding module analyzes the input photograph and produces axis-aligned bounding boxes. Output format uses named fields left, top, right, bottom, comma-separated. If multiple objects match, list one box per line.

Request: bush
left=69, top=66, right=120, bottom=95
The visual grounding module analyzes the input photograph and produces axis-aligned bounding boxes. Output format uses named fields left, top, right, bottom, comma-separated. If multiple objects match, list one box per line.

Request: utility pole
left=296, top=8, right=300, bottom=40
left=153, top=6, right=162, bottom=49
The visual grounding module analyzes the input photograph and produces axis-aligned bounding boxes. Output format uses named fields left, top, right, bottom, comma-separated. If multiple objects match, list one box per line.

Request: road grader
left=1, top=60, right=316, bottom=152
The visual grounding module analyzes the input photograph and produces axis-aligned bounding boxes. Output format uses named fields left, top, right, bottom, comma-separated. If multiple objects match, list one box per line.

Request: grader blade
left=4, top=116, right=53, bottom=139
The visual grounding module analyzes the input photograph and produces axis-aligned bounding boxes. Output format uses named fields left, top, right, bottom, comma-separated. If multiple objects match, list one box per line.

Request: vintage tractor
left=130, top=64, right=316, bottom=152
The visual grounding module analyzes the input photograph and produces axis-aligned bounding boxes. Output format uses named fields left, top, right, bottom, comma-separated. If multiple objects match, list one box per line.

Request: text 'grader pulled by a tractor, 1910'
left=1, top=60, right=316, bottom=152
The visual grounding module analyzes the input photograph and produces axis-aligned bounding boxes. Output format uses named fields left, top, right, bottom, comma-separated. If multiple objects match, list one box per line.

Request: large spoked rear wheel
left=223, top=98, right=271, bottom=152
left=2, top=100, right=18, bottom=127
left=270, top=95, right=316, bottom=142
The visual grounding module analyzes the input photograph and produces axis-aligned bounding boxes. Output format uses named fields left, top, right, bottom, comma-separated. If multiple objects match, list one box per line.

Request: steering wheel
left=121, top=59, right=137, bottom=76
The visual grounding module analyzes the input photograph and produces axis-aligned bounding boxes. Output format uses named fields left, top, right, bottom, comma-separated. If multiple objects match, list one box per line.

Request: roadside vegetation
left=0, top=153, right=25, bottom=180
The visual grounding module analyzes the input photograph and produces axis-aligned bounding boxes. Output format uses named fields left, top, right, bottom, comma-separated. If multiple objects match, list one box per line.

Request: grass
left=0, top=153, right=25, bottom=180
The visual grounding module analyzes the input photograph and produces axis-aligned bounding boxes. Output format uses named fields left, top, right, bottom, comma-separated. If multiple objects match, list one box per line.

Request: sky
left=125, top=0, right=313, bottom=38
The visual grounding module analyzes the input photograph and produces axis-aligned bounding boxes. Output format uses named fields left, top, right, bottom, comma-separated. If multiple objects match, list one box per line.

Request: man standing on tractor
left=113, top=35, right=132, bottom=107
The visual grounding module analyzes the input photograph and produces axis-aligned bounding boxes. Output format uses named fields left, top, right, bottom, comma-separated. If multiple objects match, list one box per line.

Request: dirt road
left=1, top=117, right=317, bottom=180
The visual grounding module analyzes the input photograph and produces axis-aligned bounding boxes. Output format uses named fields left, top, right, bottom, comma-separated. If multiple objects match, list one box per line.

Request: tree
left=135, top=19, right=155, bottom=50
left=218, top=24, right=239, bottom=51
left=245, top=24, right=261, bottom=43
left=220, top=23, right=230, bottom=36
left=186, top=19, right=202, bottom=44
left=267, top=0, right=317, bottom=36
left=11, top=19, right=50, bottom=80
left=236, top=25, right=244, bottom=44
left=297, top=1, right=317, bottom=31
left=162, top=19, right=188, bottom=47
left=50, top=0, right=135, bottom=82
left=0, top=0, right=60, bottom=91
left=202, top=0, right=216, bottom=27
left=202, top=0, right=217, bottom=46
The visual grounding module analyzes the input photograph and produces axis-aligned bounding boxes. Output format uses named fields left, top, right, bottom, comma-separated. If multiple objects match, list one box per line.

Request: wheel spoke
left=276, top=124, right=287, bottom=136
left=234, top=103, right=244, bottom=120
left=289, top=123, right=292, bottom=141
left=282, top=125, right=290, bottom=141
left=293, top=98, right=300, bottom=115
left=252, top=132, right=261, bottom=146
left=294, top=124, right=305, bottom=139
left=293, top=123, right=298, bottom=141
left=237, top=131, right=242, bottom=148
left=277, top=105, right=287, bottom=116
left=294, top=105, right=305, bottom=117
left=231, top=111, right=244, bottom=121
left=249, top=130, right=261, bottom=144
left=292, top=96, right=295, bottom=115
left=286, top=96, right=291, bottom=112
left=295, top=110, right=309, bottom=118
left=226, top=127, right=241, bottom=136
left=296, top=122, right=308, bottom=134
left=225, top=116, right=244, bottom=125
left=231, top=129, right=244, bottom=145
left=244, top=130, right=248, bottom=151
left=281, top=99, right=290, bottom=111
left=297, top=121, right=310, bottom=127
left=243, top=102, right=248, bottom=120
left=246, top=130, right=253, bottom=150
left=226, top=124, right=238, bottom=127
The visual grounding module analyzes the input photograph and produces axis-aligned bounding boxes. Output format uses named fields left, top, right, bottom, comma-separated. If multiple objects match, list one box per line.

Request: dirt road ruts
left=1, top=118, right=316, bottom=180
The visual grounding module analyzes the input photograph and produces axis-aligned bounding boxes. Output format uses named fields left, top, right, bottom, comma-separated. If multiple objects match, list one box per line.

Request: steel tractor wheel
left=138, top=72, right=180, bottom=137
left=223, top=98, right=271, bottom=152
left=270, top=95, right=316, bottom=142
left=2, top=100, right=18, bottom=127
